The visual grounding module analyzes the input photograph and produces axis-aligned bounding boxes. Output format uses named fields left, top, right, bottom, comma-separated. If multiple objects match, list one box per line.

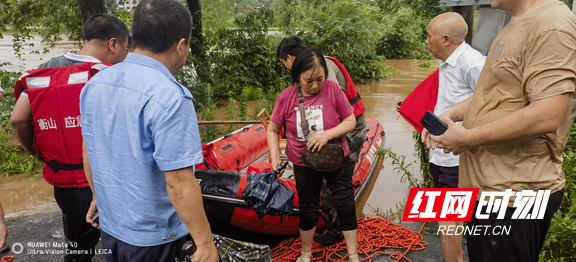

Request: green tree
left=76, top=0, right=106, bottom=22
left=376, top=7, right=432, bottom=59
left=200, top=0, right=235, bottom=33
left=293, top=0, right=391, bottom=83
left=7, top=0, right=84, bottom=58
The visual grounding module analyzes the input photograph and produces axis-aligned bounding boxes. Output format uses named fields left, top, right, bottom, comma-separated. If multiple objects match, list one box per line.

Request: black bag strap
left=297, top=85, right=344, bottom=148
left=297, top=85, right=309, bottom=137
left=349, top=93, right=361, bottom=106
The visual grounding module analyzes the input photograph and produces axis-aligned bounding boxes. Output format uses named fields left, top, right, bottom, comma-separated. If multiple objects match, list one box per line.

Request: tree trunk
left=186, top=0, right=203, bottom=57
left=452, top=6, right=475, bottom=45
left=283, top=0, right=291, bottom=27
left=77, top=0, right=107, bottom=23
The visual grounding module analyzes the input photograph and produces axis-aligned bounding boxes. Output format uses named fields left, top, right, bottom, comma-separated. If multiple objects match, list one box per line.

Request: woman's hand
left=307, top=132, right=330, bottom=152
left=267, top=122, right=284, bottom=178
left=271, top=156, right=285, bottom=178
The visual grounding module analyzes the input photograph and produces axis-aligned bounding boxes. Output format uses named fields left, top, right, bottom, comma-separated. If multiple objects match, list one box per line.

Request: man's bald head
left=429, top=12, right=468, bottom=44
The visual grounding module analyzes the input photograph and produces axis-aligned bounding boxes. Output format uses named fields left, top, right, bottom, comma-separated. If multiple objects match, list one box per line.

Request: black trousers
left=53, top=186, right=101, bottom=262
left=294, top=158, right=358, bottom=231
left=467, top=188, right=564, bottom=262
left=429, top=163, right=459, bottom=188
left=101, top=230, right=192, bottom=262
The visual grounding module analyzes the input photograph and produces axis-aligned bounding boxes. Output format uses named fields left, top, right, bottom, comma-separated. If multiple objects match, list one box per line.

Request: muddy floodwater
left=0, top=35, right=439, bottom=222
left=358, top=60, right=438, bottom=218
left=0, top=35, right=78, bottom=72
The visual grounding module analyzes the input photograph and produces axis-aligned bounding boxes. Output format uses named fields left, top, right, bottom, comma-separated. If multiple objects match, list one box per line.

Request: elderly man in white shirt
left=0, top=85, right=4, bottom=101
left=424, top=12, right=485, bottom=262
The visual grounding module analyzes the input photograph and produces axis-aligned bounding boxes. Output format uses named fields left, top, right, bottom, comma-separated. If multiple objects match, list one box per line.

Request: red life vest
left=398, top=69, right=439, bottom=133
left=324, top=56, right=366, bottom=117
left=14, top=62, right=109, bottom=188
left=195, top=144, right=221, bottom=170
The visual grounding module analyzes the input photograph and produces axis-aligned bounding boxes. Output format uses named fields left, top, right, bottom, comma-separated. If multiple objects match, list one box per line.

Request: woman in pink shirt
left=268, top=48, right=359, bottom=262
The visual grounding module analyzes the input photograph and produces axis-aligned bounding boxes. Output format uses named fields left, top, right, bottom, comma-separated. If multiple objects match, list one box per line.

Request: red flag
left=398, top=69, right=439, bottom=133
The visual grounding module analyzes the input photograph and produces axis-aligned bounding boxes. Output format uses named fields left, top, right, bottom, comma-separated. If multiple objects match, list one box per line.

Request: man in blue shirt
left=80, top=0, right=219, bottom=261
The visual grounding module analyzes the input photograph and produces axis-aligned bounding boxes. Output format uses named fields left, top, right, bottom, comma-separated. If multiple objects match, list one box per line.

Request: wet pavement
left=1, top=213, right=468, bottom=261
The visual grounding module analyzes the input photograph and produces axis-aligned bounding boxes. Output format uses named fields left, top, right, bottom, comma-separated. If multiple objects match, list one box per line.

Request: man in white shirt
left=423, top=12, right=485, bottom=262
left=0, top=85, right=3, bottom=101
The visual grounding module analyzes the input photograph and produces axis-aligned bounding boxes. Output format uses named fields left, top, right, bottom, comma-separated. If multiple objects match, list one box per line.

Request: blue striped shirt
left=80, top=53, right=203, bottom=246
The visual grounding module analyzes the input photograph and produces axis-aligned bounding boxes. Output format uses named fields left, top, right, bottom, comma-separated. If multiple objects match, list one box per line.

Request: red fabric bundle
left=398, top=69, right=440, bottom=133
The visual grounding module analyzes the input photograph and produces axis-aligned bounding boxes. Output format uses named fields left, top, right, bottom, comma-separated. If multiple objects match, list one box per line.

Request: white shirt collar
left=64, top=52, right=101, bottom=63
left=439, top=42, right=469, bottom=68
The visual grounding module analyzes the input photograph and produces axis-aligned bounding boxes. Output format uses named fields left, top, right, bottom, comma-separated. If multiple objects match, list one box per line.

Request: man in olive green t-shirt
left=422, top=0, right=576, bottom=261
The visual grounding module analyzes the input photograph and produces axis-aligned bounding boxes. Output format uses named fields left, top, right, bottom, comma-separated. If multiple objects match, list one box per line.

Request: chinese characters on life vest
left=38, top=116, right=81, bottom=130
left=65, top=116, right=81, bottom=128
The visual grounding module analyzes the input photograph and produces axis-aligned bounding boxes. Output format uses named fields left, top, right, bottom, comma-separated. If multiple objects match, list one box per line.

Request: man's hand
left=421, top=113, right=453, bottom=150
left=165, top=168, right=218, bottom=262
left=86, top=199, right=100, bottom=229
left=430, top=117, right=472, bottom=155
left=191, top=243, right=219, bottom=262
left=0, top=203, right=7, bottom=249
left=0, top=220, right=6, bottom=250
left=307, top=132, right=330, bottom=152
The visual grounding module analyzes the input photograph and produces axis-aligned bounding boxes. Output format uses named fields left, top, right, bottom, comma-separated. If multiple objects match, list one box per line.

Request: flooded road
left=0, top=175, right=58, bottom=219
left=358, top=60, right=438, bottom=218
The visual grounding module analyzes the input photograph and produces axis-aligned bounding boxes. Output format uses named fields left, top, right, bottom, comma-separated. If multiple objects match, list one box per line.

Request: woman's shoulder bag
left=296, top=85, right=344, bottom=172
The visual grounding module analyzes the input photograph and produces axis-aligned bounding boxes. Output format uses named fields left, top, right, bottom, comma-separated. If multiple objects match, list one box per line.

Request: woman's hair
left=291, top=48, right=329, bottom=85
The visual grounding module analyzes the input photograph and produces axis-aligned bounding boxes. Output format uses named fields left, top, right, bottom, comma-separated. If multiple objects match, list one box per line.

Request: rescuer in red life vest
left=276, top=36, right=367, bottom=246
left=10, top=14, right=130, bottom=262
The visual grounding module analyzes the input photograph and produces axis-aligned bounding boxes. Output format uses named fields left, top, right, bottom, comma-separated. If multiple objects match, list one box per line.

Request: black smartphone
left=420, top=111, right=448, bottom=136
left=91, top=213, right=99, bottom=224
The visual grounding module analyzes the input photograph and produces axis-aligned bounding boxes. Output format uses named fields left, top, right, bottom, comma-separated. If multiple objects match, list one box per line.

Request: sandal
left=296, top=250, right=312, bottom=262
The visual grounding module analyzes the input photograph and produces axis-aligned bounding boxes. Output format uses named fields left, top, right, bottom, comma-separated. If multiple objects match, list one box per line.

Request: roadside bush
left=376, top=7, right=432, bottom=60
left=0, top=69, right=20, bottom=130
left=373, top=0, right=447, bottom=60
left=296, top=0, right=391, bottom=83
left=540, top=123, right=576, bottom=261
left=188, top=8, right=289, bottom=101
left=0, top=69, right=43, bottom=177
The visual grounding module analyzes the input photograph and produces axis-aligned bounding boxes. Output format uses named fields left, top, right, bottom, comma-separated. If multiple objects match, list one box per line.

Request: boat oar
left=198, top=120, right=262, bottom=126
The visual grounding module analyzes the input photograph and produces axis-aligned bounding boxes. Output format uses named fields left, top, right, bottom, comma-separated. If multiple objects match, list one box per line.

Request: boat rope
left=1, top=256, right=14, bottom=262
left=271, top=215, right=428, bottom=262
